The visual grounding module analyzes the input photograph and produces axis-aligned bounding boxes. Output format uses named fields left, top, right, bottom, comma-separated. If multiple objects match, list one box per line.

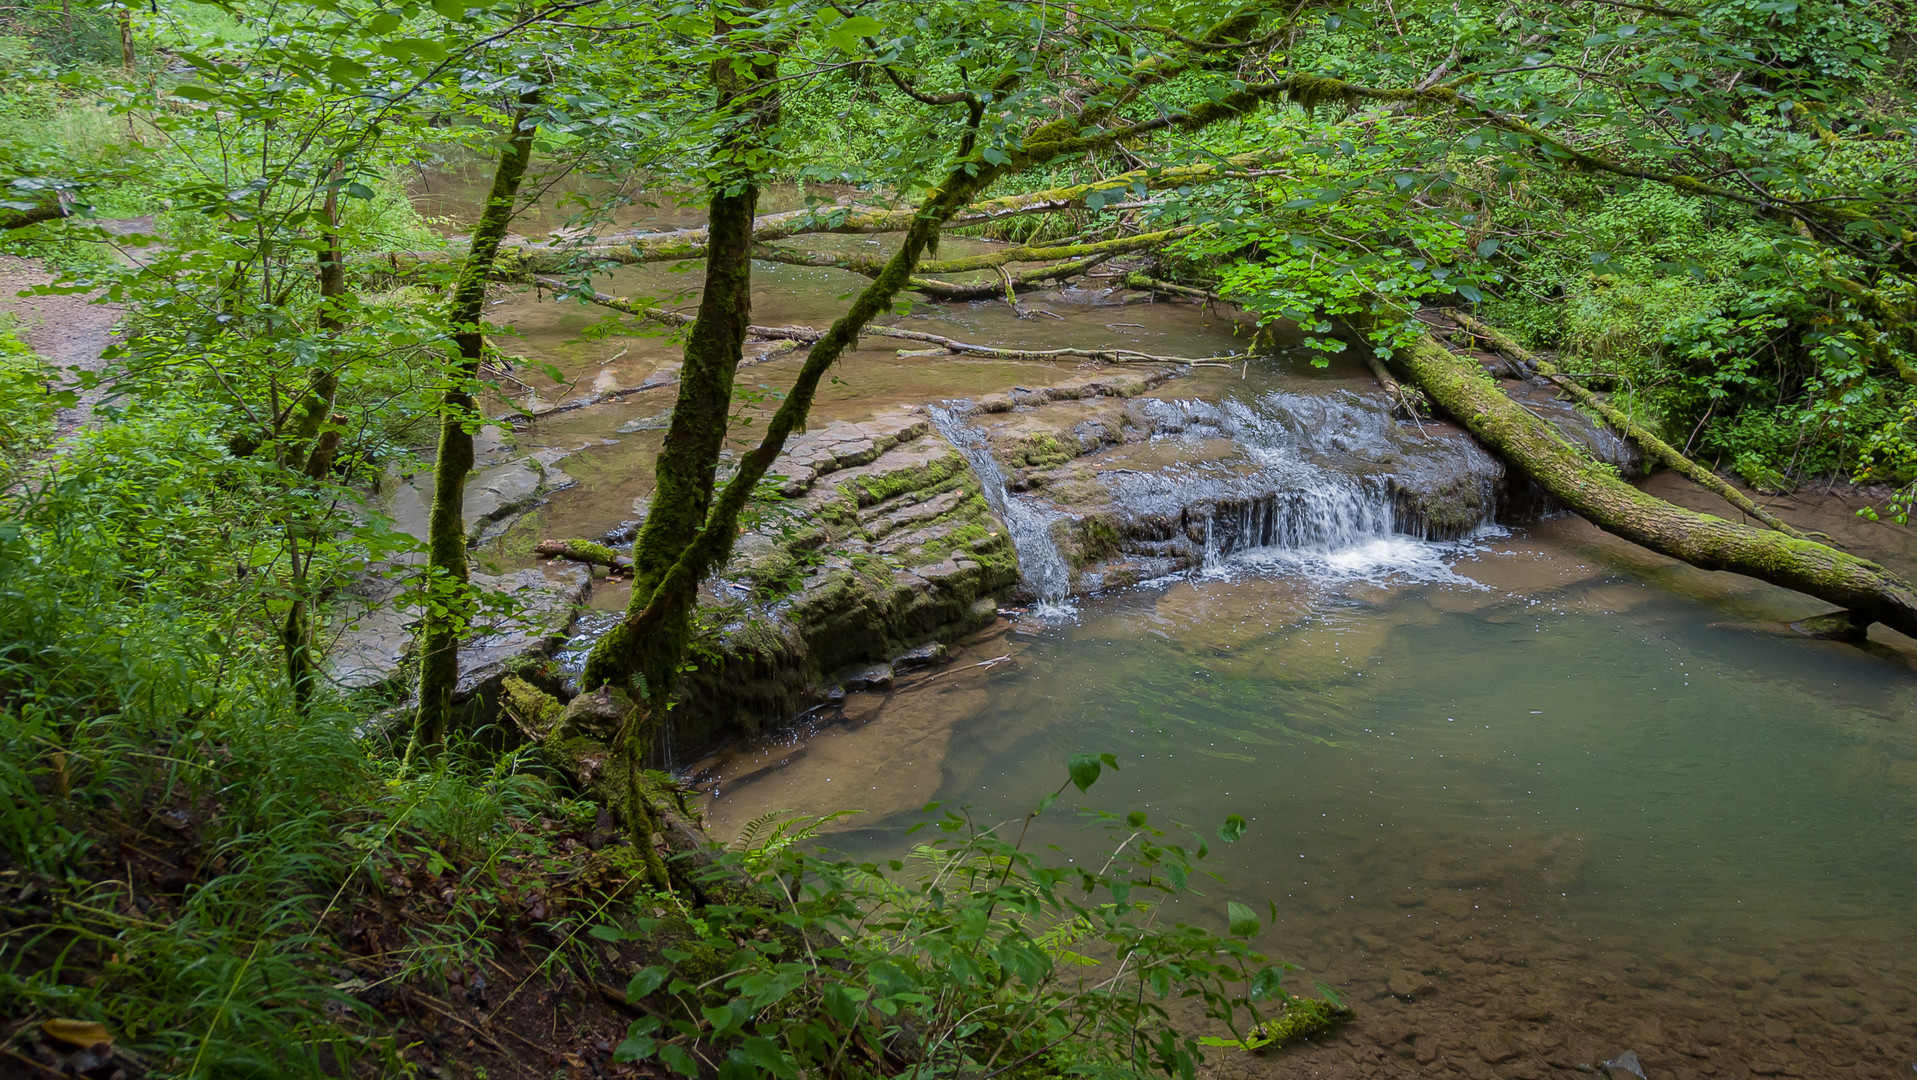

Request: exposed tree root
left=1441, top=309, right=1810, bottom=541
left=1395, top=329, right=1917, bottom=640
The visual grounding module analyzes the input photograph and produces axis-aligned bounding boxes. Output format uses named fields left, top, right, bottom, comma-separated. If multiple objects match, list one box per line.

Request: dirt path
left=1, top=217, right=156, bottom=434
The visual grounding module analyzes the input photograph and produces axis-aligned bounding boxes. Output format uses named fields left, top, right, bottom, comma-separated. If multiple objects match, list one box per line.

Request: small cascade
left=1124, top=390, right=1504, bottom=584
left=928, top=405, right=1075, bottom=607
left=1206, top=480, right=1400, bottom=559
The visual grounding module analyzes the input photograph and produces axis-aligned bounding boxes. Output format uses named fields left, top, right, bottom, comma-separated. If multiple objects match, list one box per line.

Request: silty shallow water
left=696, top=506, right=1917, bottom=1079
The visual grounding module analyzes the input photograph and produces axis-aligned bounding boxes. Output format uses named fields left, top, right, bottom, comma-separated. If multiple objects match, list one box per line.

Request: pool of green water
left=699, top=525, right=1917, bottom=1077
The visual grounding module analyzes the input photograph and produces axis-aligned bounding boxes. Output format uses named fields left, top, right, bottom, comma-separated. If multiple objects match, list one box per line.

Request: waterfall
left=927, top=405, right=1075, bottom=607
left=1135, top=392, right=1496, bottom=585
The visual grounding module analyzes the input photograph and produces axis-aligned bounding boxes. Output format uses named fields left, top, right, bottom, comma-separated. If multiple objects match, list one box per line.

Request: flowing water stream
left=926, top=404, right=1076, bottom=609
left=414, top=169, right=1917, bottom=1079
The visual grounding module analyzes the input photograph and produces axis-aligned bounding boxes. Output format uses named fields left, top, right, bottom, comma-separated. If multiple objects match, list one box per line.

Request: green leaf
left=626, top=966, right=668, bottom=1001
left=1475, top=238, right=1501, bottom=258
left=612, top=1034, right=656, bottom=1063
left=1068, top=754, right=1101, bottom=792
left=1250, top=965, right=1287, bottom=1000
left=1456, top=284, right=1484, bottom=304
left=825, top=13, right=884, bottom=50
left=1227, top=900, right=1259, bottom=938
left=1218, top=814, right=1246, bottom=843
left=659, top=1044, right=700, bottom=1078
left=737, top=1037, right=799, bottom=1080
left=702, top=1002, right=744, bottom=1036
left=378, top=37, right=447, bottom=62
left=431, top=0, right=465, bottom=18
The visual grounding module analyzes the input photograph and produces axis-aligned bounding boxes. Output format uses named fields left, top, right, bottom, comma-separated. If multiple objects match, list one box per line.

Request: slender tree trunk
left=409, top=97, right=539, bottom=759
left=581, top=171, right=994, bottom=695
left=1396, top=330, right=1917, bottom=639
left=584, top=9, right=779, bottom=705
left=280, top=183, right=346, bottom=713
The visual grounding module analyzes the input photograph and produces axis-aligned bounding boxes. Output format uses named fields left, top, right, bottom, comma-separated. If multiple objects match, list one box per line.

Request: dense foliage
left=1, top=0, right=1913, bottom=1074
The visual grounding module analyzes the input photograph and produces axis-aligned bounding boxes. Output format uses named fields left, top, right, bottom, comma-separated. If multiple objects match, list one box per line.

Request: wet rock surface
left=553, top=408, right=1022, bottom=756
left=531, top=356, right=1669, bottom=752
left=326, top=563, right=590, bottom=703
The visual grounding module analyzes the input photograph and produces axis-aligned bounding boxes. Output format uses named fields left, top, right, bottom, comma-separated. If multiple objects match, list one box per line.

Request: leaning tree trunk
left=1396, top=330, right=1917, bottom=640
left=409, top=97, right=539, bottom=760
left=1442, top=310, right=1808, bottom=540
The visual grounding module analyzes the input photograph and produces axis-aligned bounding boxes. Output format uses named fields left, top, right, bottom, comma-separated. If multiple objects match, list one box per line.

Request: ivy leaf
left=625, top=966, right=668, bottom=1001
left=737, top=1037, right=800, bottom=1079
left=1068, top=754, right=1101, bottom=792
left=659, top=1044, right=701, bottom=1078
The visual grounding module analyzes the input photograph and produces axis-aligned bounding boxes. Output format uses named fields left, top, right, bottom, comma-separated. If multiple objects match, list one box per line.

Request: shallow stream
left=417, top=168, right=1917, bottom=1078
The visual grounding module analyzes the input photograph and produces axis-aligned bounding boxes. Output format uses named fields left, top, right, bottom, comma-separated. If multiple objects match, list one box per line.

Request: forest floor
left=0, top=784, right=678, bottom=1080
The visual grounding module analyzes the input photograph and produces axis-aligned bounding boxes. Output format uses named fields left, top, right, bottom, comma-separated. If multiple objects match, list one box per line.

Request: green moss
left=1059, top=515, right=1122, bottom=569
left=500, top=674, right=564, bottom=738
left=1007, top=431, right=1078, bottom=470
left=837, top=450, right=967, bottom=507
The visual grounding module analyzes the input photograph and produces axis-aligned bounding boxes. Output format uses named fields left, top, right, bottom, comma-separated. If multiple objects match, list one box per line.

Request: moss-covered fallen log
left=1396, top=330, right=1917, bottom=640
left=1442, top=310, right=1809, bottom=541
left=536, top=275, right=1236, bottom=365
left=0, top=190, right=68, bottom=231
left=535, top=538, right=633, bottom=572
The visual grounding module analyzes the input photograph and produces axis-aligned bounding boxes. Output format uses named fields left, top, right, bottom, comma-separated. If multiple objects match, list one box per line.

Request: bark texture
left=1443, top=309, right=1808, bottom=540
left=280, top=186, right=347, bottom=713
left=409, top=97, right=539, bottom=759
left=0, top=191, right=67, bottom=231
left=1397, top=331, right=1917, bottom=637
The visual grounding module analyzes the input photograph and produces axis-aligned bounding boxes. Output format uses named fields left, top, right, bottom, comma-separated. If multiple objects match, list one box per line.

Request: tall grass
left=0, top=397, right=574, bottom=1077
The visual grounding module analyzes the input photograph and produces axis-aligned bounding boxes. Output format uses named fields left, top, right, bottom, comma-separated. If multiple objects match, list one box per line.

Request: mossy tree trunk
left=579, top=4, right=784, bottom=857
left=582, top=8, right=1299, bottom=698
left=1396, top=330, right=1917, bottom=639
left=409, top=96, right=539, bottom=760
left=1442, top=309, right=1809, bottom=540
left=584, top=6, right=782, bottom=703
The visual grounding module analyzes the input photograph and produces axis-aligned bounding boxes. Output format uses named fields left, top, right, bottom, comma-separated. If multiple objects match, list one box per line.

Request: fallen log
left=534, top=538, right=633, bottom=573
left=1442, top=309, right=1808, bottom=541
left=535, top=275, right=1240, bottom=365
left=1396, top=329, right=1917, bottom=641
left=0, top=190, right=69, bottom=231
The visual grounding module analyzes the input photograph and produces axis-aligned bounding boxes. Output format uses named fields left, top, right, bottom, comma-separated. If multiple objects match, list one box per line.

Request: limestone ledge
left=328, top=563, right=592, bottom=742
left=592, top=410, right=1021, bottom=756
